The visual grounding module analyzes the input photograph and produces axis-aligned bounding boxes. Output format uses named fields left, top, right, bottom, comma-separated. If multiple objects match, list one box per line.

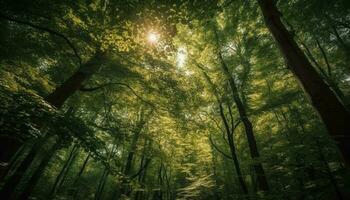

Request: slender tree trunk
left=135, top=140, right=149, bottom=200
left=95, top=144, right=116, bottom=200
left=301, top=42, right=347, bottom=106
left=118, top=113, right=150, bottom=198
left=228, top=134, right=249, bottom=195
left=45, top=51, right=106, bottom=108
left=314, top=39, right=348, bottom=106
left=0, top=136, right=24, bottom=170
left=274, top=111, right=308, bottom=199
left=0, top=135, right=49, bottom=199
left=48, top=144, right=78, bottom=198
left=95, top=167, right=109, bottom=200
left=0, top=144, right=25, bottom=182
left=218, top=103, right=249, bottom=195
left=72, top=152, right=91, bottom=199
left=314, top=37, right=332, bottom=77
left=331, top=25, right=350, bottom=62
left=124, top=115, right=149, bottom=176
left=119, top=132, right=140, bottom=197
left=315, top=139, right=344, bottom=200
left=154, top=163, right=164, bottom=200
left=210, top=149, right=221, bottom=200
left=74, top=152, right=91, bottom=184
left=17, top=139, right=61, bottom=200
left=257, top=0, right=350, bottom=168
left=198, top=66, right=250, bottom=195
left=56, top=148, right=79, bottom=194
left=218, top=53, right=269, bottom=192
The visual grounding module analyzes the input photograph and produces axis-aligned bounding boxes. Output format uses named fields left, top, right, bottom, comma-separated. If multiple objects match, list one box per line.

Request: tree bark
left=257, top=0, right=350, bottom=167
left=45, top=51, right=106, bottom=108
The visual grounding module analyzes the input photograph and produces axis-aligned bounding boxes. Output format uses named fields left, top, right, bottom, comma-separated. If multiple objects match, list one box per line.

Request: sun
left=147, top=32, right=159, bottom=44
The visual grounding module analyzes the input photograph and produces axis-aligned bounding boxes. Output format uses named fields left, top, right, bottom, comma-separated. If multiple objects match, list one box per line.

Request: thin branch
left=315, top=37, right=332, bottom=77
left=300, top=42, right=328, bottom=78
left=130, top=158, right=152, bottom=179
left=80, top=82, right=155, bottom=108
left=325, top=14, right=350, bottom=30
left=233, top=120, right=241, bottom=131
left=226, top=101, right=242, bottom=136
left=218, top=102, right=231, bottom=137
left=204, top=112, right=226, bottom=135
left=209, top=134, right=232, bottom=159
left=226, top=102, right=235, bottom=136
left=0, top=12, right=82, bottom=66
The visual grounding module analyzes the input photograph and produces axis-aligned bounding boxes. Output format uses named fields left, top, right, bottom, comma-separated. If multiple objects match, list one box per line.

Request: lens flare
left=147, top=32, right=159, bottom=43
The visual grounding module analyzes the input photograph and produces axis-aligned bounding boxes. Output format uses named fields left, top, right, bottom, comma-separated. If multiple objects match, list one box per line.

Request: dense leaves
left=1, top=0, right=350, bottom=200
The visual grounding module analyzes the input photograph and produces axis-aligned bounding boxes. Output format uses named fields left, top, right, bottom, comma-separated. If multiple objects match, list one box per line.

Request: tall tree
left=257, top=0, right=350, bottom=167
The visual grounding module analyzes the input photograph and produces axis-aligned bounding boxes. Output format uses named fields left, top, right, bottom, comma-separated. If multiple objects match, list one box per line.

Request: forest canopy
left=0, top=0, right=350, bottom=200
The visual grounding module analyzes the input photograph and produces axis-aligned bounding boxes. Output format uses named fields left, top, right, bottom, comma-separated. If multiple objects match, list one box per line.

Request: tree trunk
left=218, top=103, right=249, bottom=195
left=0, top=135, right=49, bottom=199
left=56, top=147, right=79, bottom=191
left=302, top=41, right=348, bottom=108
left=72, top=152, right=91, bottom=199
left=0, top=144, right=25, bottom=182
left=17, top=139, right=61, bottom=200
left=95, top=167, right=109, bottom=200
left=94, top=144, right=116, bottom=200
left=0, top=136, right=24, bottom=170
left=219, top=53, right=269, bottom=192
left=228, top=134, right=249, bottom=195
left=209, top=150, right=221, bottom=200
left=331, top=25, right=350, bottom=64
left=197, top=66, right=250, bottom=195
left=135, top=139, right=152, bottom=200
left=315, top=139, right=344, bottom=200
left=74, top=152, right=90, bottom=184
left=274, top=110, right=308, bottom=199
left=257, top=0, right=350, bottom=168
left=118, top=112, right=151, bottom=199
left=45, top=51, right=106, bottom=108
left=119, top=129, right=142, bottom=198
left=48, top=144, right=78, bottom=198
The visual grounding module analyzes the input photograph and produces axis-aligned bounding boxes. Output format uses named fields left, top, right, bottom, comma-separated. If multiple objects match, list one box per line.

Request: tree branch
left=0, top=12, right=82, bottom=66
left=209, top=134, right=232, bottom=159
left=314, top=37, right=332, bottom=77
left=204, top=112, right=226, bottom=136
left=80, top=82, right=155, bottom=108
left=130, top=158, right=152, bottom=179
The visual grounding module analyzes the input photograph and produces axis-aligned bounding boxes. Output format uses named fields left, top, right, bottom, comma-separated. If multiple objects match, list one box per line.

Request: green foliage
left=1, top=0, right=350, bottom=200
